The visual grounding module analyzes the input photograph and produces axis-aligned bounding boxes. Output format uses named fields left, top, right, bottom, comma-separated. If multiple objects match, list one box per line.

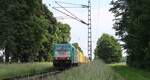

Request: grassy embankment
left=0, top=62, right=52, bottom=79
left=49, top=60, right=124, bottom=80
left=110, top=63, right=150, bottom=80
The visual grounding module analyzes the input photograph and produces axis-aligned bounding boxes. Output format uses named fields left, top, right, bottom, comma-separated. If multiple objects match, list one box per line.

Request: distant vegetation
left=49, top=60, right=124, bottom=80
left=72, top=43, right=83, bottom=52
left=0, top=62, right=52, bottom=79
left=0, top=0, right=71, bottom=63
left=94, top=33, right=122, bottom=63
left=110, top=0, right=150, bottom=69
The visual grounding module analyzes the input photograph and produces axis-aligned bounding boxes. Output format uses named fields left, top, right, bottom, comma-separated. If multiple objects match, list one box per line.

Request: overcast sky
left=43, top=0, right=115, bottom=58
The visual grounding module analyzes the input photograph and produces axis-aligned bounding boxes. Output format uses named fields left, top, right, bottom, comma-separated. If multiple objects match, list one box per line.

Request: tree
left=37, top=4, right=57, bottom=62
left=72, top=43, right=83, bottom=52
left=53, top=22, right=71, bottom=43
left=0, top=0, right=71, bottom=62
left=11, top=0, right=50, bottom=62
left=110, top=0, right=150, bottom=69
left=0, top=0, right=53, bottom=62
left=94, top=33, right=122, bottom=63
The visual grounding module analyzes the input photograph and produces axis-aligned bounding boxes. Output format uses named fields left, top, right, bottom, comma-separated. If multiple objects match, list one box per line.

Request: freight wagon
left=52, top=43, right=89, bottom=67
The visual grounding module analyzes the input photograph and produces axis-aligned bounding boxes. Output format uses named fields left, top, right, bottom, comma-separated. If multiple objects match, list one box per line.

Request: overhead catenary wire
left=51, top=7, right=79, bottom=21
left=54, top=16, right=70, bottom=20
left=52, top=0, right=88, bottom=8
left=56, top=1, right=88, bottom=7
left=51, top=7, right=88, bottom=25
left=51, top=1, right=88, bottom=25
left=54, top=1, right=81, bottom=21
left=54, top=6, right=87, bottom=8
left=56, top=1, right=89, bottom=8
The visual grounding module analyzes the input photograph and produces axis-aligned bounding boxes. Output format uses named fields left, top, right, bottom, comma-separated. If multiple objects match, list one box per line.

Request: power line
left=56, top=1, right=88, bottom=6
left=51, top=6, right=88, bottom=25
left=51, top=1, right=88, bottom=25
left=54, top=1, right=82, bottom=22
left=54, top=16, right=70, bottom=20
left=56, top=1, right=89, bottom=8
left=53, top=5, right=88, bottom=8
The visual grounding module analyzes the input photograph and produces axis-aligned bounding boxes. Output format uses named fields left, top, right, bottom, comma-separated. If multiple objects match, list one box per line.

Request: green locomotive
left=52, top=43, right=77, bottom=67
left=52, top=43, right=89, bottom=67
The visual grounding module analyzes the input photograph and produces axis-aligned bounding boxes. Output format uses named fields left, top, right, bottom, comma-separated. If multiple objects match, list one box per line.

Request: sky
left=42, top=0, right=116, bottom=58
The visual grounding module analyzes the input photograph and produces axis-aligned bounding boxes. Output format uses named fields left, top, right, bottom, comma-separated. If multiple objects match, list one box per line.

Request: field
left=49, top=60, right=124, bottom=80
left=110, top=63, right=150, bottom=80
left=1, top=61, right=149, bottom=80
left=0, top=62, right=52, bottom=79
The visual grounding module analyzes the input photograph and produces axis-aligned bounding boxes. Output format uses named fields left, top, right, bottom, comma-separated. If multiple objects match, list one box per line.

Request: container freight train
left=52, top=43, right=89, bottom=67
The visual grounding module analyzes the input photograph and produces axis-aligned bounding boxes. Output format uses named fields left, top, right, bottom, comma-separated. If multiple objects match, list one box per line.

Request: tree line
left=110, top=0, right=150, bottom=69
left=0, top=0, right=71, bottom=62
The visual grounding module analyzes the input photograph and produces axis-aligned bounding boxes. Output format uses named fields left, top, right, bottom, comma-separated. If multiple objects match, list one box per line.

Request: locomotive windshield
left=55, top=50, right=70, bottom=57
left=54, top=44, right=71, bottom=57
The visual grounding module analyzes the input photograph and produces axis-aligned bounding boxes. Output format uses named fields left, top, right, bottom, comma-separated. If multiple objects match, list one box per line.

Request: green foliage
left=36, top=4, right=56, bottom=62
left=53, top=22, right=71, bottom=43
left=72, top=43, right=83, bottom=52
left=110, top=0, right=150, bottom=69
left=94, top=33, right=122, bottom=63
left=110, top=63, right=150, bottom=80
left=0, top=0, right=45, bottom=62
left=0, top=0, right=71, bottom=62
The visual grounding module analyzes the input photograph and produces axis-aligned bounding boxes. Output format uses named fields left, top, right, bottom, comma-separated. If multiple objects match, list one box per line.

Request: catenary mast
left=88, top=0, right=92, bottom=61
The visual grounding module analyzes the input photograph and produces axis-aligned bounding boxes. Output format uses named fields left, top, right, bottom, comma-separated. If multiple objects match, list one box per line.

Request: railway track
left=5, top=68, right=62, bottom=80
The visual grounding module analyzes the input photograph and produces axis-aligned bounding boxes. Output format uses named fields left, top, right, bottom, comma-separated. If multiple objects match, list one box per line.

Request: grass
left=0, top=62, right=52, bottom=80
left=110, top=63, right=150, bottom=80
left=49, top=60, right=124, bottom=80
